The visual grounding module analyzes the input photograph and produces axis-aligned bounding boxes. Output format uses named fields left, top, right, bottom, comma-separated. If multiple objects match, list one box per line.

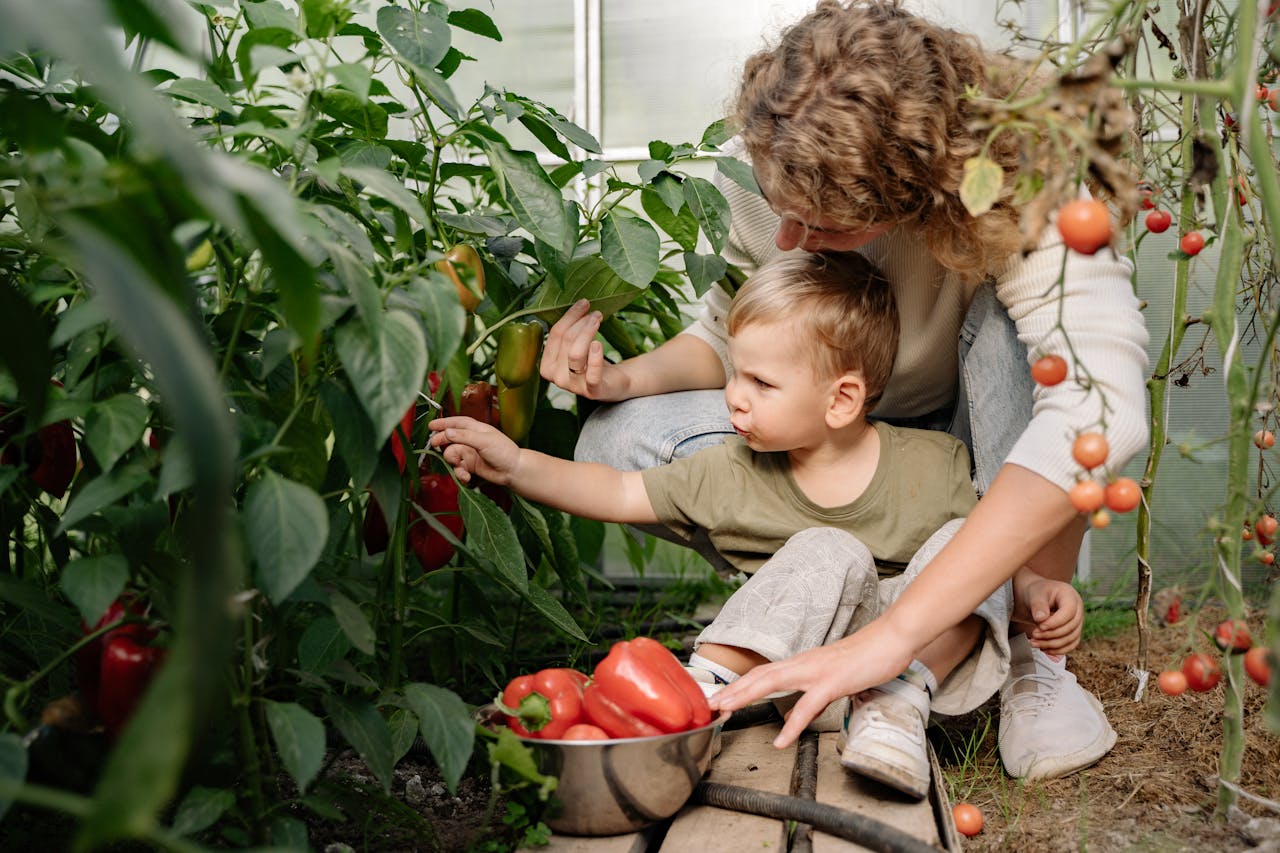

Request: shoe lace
left=851, top=701, right=924, bottom=745
left=1003, top=670, right=1061, bottom=716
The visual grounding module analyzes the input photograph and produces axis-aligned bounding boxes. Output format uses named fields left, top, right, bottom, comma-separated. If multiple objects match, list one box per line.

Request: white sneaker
left=999, top=634, right=1116, bottom=780
left=837, top=678, right=931, bottom=800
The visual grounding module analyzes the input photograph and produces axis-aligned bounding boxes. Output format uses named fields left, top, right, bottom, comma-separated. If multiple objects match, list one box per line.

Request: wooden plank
left=658, top=722, right=795, bottom=852
left=811, top=732, right=943, bottom=852
left=544, top=829, right=652, bottom=853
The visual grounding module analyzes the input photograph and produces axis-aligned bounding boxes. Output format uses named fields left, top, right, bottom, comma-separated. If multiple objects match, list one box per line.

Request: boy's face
left=725, top=319, right=836, bottom=452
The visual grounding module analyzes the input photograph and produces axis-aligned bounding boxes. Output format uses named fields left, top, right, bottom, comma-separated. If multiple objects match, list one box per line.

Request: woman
left=541, top=0, right=1148, bottom=780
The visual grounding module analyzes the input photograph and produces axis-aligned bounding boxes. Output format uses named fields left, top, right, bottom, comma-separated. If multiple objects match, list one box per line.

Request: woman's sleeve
left=681, top=138, right=789, bottom=376
left=994, top=220, right=1150, bottom=493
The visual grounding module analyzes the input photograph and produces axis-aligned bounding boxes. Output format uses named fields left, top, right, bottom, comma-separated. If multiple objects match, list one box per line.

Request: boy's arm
left=428, top=416, right=659, bottom=525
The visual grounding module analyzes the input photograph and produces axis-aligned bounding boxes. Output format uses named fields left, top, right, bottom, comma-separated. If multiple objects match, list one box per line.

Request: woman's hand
left=709, top=618, right=914, bottom=749
left=540, top=300, right=632, bottom=401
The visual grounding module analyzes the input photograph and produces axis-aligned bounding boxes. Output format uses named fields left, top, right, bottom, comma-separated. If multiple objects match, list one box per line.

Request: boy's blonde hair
left=735, top=0, right=1031, bottom=281
left=727, top=253, right=898, bottom=410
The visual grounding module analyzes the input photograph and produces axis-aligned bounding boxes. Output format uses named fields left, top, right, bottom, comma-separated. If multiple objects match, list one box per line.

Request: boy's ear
left=826, top=372, right=866, bottom=428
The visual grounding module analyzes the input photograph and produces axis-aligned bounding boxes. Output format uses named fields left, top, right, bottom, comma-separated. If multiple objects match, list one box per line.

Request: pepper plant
left=0, top=0, right=745, bottom=847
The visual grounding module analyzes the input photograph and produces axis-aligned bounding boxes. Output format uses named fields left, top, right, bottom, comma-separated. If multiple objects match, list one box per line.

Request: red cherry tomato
left=952, top=803, right=984, bottom=837
left=1104, top=477, right=1141, bottom=513
left=1069, top=480, right=1105, bottom=513
left=1144, top=209, right=1172, bottom=233
left=1180, top=231, right=1205, bottom=256
left=1257, top=84, right=1271, bottom=103
left=1182, top=653, right=1222, bottom=692
left=1157, top=670, right=1187, bottom=696
left=1056, top=199, right=1113, bottom=255
left=1255, top=429, right=1276, bottom=449
left=1257, top=514, right=1278, bottom=538
left=1261, top=551, right=1276, bottom=566
left=1270, top=88, right=1280, bottom=112
left=1138, top=183, right=1156, bottom=209
left=561, top=723, right=611, bottom=740
left=1072, top=432, right=1109, bottom=470
left=1030, top=354, right=1068, bottom=386
left=1165, top=597, right=1181, bottom=625
left=1214, top=620, right=1252, bottom=653
left=1244, top=646, right=1271, bottom=687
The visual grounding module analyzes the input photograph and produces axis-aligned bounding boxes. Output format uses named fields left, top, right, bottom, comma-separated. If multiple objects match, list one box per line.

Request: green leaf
left=335, top=311, right=427, bottom=448
left=243, top=0, right=298, bottom=31
left=700, top=117, right=736, bottom=148
left=161, top=78, right=235, bottom=114
left=683, top=176, right=731, bottom=254
left=458, top=486, right=526, bottom=592
left=245, top=471, right=329, bottom=604
left=600, top=211, right=660, bottom=287
left=60, top=554, right=129, bottom=625
left=59, top=465, right=152, bottom=532
left=265, top=700, right=326, bottom=794
left=329, top=589, right=376, bottom=655
left=539, top=503, right=587, bottom=606
left=517, top=580, right=589, bottom=642
left=649, top=171, right=685, bottom=214
left=79, top=650, right=192, bottom=849
left=959, top=156, right=1004, bottom=217
left=329, top=244, right=383, bottom=330
left=318, top=88, right=388, bottom=138
left=235, top=27, right=298, bottom=89
left=714, top=156, right=760, bottom=196
left=397, top=274, right=465, bottom=373
left=321, top=694, right=394, bottom=792
left=377, top=5, right=450, bottom=71
left=641, top=189, right=698, bottom=252
left=489, top=727, right=554, bottom=791
left=417, top=65, right=463, bottom=121
left=484, top=142, right=572, bottom=253
left=403, top=683, right=475, bottom=793
left=447, top=8, right=501, bottom=40
left=528, top=256, right=643, bottom=325
left=83, top=393, right=149, bottom=474
left=0, top=732, right=27, bottom=821
left=388, top=708, right=419, bottom=765
left=172, top=786, right=236, bottom=837
left=330, top=62, right=372, bottom=101
left=341, top=165, right=428, bottom=225
left=297, top=614, right=351, bottom=673
left=683, top=251, right=728, bottom=298
left=318, top=380, right=377, bottom=491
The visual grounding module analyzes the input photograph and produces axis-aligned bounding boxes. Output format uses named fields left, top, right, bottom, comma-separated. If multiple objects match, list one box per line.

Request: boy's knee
left=776, top=528, right=874, bottom=576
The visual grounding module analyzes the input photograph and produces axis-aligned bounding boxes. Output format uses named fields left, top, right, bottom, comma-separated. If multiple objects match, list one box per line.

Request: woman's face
left=755, top=170, right=892, bottom=253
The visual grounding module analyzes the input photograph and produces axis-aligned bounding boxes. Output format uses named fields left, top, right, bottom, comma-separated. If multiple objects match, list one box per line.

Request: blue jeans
left=575, top=285, right=1033, bottom=561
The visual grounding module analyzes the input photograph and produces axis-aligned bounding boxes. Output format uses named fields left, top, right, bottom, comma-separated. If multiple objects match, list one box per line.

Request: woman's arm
left=540, top=299, right=728, bottom=400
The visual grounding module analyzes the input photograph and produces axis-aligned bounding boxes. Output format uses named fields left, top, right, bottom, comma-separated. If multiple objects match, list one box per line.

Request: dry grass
left=932, top=604, right=1279, bottom=852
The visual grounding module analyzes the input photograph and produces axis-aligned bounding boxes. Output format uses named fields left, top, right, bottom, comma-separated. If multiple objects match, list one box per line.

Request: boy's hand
left=1015, top=574, right=1084, bottom=656
left=428, top=416, right=521, bottom=486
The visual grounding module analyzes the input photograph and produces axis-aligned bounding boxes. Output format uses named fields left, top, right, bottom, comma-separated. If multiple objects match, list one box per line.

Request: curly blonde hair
left=735, top=0, right=1033, bottom=280
left=728, top=253, right=898, bottom=410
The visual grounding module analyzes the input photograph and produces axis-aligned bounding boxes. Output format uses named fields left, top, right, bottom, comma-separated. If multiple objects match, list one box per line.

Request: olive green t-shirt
left=641, top=421, right=976, bottom=577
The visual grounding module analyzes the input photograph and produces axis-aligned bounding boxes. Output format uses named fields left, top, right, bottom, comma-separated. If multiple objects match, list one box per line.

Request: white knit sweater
left=683, top=168, right=1150, bottom=494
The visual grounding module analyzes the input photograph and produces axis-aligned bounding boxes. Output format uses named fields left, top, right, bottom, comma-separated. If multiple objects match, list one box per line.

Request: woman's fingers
left=541, top=299, right=602, bottom=386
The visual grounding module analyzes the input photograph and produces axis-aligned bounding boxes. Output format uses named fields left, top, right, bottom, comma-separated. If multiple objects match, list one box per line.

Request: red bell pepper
left=390, top=404, right=415, bottom=474
left=407, top=473, right=465, bottom=572
left=499, top=668, right=589, bottom=739
left=97, top=633, right=166, bottom=738
left=75, top=596, right=156, bottom=717
left=362, top=494, right=390, bottom=556
left=583, top=637, right=711, bottom=738
left=0, top=405, right=77, bottom=498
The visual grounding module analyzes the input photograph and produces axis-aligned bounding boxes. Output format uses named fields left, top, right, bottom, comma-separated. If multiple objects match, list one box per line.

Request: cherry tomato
left=1244, top=646, right=1271, bottom=687
left=1072, top=432, right=1109, bottom=470
left=1165, top=597, right=1181, bottom=625
left=1224, top=111, right=1238, bottom=130
left=1261, top=551, right=1276, bottom=566
left=1030, top=354, right=1068, bottom=387
left=1056, top=199, right=1112, bottom=255
left=1180, top=231, right=1205, bottom=256
left=1243, top=527, right=1254, bottom=541
left=1157, top=670, right=1187, bottom=696
left=1090, top=509, right=1112, bottom=529
left=1214, top=619, right=1252, bottom=652
left=1256, top=430, right=1276, bottom=449
left=1069, top=480, right=1105, bottom=513
left=952, top=803, right=984, bottom=837
left=1144, top=209, right=1172, bottom=233
left=1104, top=477, right=1141, bottom=513
left=1270, top=88, right=1280, bottom=113
left=1258, top=84, right=1271, bottom=103
left=1182, top=653, right=1221, bottom=692
left=1257, top=514, right=1278, bottom=538
left=562, top=723, right=611, bottom=740
left=1138, top=183, right=1156, bottom=209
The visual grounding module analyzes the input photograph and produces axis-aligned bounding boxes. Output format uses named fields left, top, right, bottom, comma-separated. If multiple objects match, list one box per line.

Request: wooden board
left=811, top=732, right=943, bottom=852
left=658, top=723, right=796, bottom=852
left=544, top=829, right=653, bottom=853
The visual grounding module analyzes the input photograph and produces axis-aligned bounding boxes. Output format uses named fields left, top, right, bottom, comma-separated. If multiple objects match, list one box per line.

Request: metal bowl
left=480, top=706, right=730, bottom=836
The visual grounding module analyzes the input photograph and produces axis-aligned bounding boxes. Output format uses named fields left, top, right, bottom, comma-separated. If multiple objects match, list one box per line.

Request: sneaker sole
left=1015, top=691, right=1117, bottom=781
left=840, top=745, right=929, bottom=800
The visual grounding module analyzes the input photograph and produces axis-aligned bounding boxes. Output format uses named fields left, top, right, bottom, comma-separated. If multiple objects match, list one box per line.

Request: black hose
left=789, top=733, right=819, bottom=853
left=689, top=782, right=939, bottom=853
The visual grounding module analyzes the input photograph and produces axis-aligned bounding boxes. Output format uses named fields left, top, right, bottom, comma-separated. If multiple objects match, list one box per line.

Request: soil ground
left=340, top=603, right=1279, bottom=853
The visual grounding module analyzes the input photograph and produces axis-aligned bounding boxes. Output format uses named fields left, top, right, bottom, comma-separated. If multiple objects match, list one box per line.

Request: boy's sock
left=685, top=652, right=740, bottom=698
left=897, top=660, right=938, bottom=697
